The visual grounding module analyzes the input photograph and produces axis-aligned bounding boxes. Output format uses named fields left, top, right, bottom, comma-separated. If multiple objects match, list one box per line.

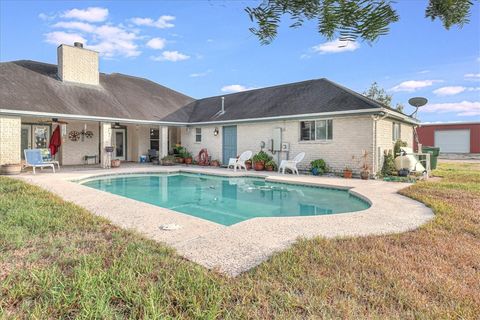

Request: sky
left=1, top=0, right=479, bottom=123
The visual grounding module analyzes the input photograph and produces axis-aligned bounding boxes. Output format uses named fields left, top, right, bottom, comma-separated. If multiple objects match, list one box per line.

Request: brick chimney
left=57, top=42, right=99, bottom=86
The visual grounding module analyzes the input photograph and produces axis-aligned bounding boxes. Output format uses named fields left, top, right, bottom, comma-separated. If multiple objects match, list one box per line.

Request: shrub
left=381, top=150, right=396, bottom=176
left=310, top=159, right=327, bottom=174
left=394, top=140, right=407, bottom=157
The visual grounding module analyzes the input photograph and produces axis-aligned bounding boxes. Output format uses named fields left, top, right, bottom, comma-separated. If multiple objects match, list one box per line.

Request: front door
left=112, top=128, right=126, bottom=160
left=32, top=125, right=50, bottom=149
left=222, top=125, right=237, bottom=165
left=21, top=125, right=32, bottom=159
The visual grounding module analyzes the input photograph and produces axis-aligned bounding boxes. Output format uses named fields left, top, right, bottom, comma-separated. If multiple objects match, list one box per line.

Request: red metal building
left=416, top=122, right=480, bottom=153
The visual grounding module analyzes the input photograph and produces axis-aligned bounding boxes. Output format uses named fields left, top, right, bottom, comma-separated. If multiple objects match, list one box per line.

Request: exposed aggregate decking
left=15, top=164, right=434, bottom=276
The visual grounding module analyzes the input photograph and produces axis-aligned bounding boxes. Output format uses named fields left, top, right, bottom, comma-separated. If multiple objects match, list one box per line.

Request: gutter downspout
left=372, top=113, right=389, bottom=176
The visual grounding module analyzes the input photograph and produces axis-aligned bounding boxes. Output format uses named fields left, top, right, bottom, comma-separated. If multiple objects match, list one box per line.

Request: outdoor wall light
left=213, top=128, right=219, bottom=136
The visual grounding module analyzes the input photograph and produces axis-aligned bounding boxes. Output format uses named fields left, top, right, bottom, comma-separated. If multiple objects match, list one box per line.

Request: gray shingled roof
left=1, top=60, right=408, bottom=124
left=0, top=60, right=194, bottom=122
left=163, top=78, right=391, bottom=123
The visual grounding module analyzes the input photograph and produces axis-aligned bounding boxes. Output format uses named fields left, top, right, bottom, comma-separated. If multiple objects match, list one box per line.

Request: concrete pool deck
left=15, top=164, right=434, bottom=276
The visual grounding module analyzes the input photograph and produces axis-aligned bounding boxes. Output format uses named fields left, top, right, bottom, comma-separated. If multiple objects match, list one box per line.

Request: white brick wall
left=57, top=44, right=99, bottom=86
left=181, top=116, right=375, bottom=173
left=0, top=116, right=21, bottom=165
left=60, top=121, right=100, bottom=165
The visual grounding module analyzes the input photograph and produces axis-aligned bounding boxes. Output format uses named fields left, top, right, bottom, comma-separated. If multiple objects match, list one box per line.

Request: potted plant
left=176, top=154, right=185, bottom=163
left=245, top=159, right=252, bottom=170
left=211, top=159, right=220, bottom=167
left=1, top=163, right=22, bottom=175
left=310, top=159, right=327, bottom=176
left=343, top=166, right=353, bottom=179
left=111, top=159, right=121, bottom=168
left=265, top=159, right=277, bottom=171
left=183, top=152, right=193, bottom=164
left=173, top=144, right=184, bottom=155
left=160, top=155, right=176, bottom=166
left=359, top=150, right=371, bottom=180
left=252, top=151, right=271, bottom=171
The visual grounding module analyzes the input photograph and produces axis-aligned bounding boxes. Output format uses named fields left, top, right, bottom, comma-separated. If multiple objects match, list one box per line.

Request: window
left=392, top=122, right=401, bottom=141
left=195, top=128, right=202, bottom=142
left=300, top=120, right=333, bottom=141
left=150, top=128, right=159, bottom=150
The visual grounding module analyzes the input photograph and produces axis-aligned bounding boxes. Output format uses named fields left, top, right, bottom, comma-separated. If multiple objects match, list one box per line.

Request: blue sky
left=1, top=0, right=479, bottom=122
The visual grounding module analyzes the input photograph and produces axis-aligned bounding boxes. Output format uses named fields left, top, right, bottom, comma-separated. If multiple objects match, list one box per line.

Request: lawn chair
left=24, top=149, right=56, bottom=174
left=279, top=152, right=305, bottom=175
left=229, top=150, right=253, bottom=172
left=39, top=148, right=60, bottom=170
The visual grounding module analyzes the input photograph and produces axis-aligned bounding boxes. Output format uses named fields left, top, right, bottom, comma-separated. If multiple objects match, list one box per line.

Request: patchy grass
left=1, top=163, right=479, bottom=319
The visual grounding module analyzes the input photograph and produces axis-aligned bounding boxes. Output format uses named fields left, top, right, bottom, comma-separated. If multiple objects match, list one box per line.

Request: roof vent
left=212, top=96, right=226, bottom=118
left=74, top=42, right=83, bottom=48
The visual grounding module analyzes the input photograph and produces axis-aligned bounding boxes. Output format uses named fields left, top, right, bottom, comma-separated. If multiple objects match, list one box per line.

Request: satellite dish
left=408, top=97, right=428, bottom=108
left=408, top=97, right=428, bottom=118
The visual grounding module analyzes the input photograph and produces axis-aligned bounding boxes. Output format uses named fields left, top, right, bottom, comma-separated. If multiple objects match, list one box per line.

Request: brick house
left=0, top=42, right=417, bottom=174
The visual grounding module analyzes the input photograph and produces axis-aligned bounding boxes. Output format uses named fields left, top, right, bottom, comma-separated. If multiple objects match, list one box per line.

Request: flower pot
left=254, top=162, right=264, bottom=171
left=311, top=168, right=319, bottom=176
left=111, top=159, right=121, bottom=168
left=265, top=165, right=274, bottom=171
left=177, top=157, right=185, bottom=164
left=360, top=170, right=369, bottom=180
left=211, top=160, right=219, bottom=167
left=245, top=162, right=252, bottom=170
left=343, top=169, right=353, bottom=179
left=184, top=157, right=193, bottom=164
left=1, top=163, right=22, bottom=175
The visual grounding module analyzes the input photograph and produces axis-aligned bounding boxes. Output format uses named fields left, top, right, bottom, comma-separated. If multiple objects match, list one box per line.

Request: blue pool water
left=80, top=173, right=370, bottom=226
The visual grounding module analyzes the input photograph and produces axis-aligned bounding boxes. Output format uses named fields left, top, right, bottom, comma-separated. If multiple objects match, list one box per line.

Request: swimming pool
left=80, top=173, right=370, bottom=226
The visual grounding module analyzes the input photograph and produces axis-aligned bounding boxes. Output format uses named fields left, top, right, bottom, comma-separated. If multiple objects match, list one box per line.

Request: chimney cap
left=74, top=42, right=84, bottom=48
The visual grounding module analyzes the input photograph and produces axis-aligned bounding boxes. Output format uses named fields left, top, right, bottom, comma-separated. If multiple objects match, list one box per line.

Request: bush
left=394, top=140, right=407, bottom=157
left=310, top=159, right=327, bottom=174
left=381, top=150, right=396, bottom=176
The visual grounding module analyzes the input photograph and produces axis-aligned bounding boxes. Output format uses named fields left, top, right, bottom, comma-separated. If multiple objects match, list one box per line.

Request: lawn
left=1, top=163, right=479, bottom=319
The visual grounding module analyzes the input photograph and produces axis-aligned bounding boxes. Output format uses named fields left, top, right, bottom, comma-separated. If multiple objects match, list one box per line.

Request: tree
left=246, top=0, right=474, bottom=45
left=363, top=82, right=404, bottom=112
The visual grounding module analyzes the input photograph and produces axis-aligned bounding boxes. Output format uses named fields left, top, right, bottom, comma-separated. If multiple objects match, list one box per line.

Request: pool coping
left=15, top=165, right=434, bottom=277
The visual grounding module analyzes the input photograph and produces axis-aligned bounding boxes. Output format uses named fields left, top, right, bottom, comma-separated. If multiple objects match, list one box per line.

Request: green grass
left=1, top=163, right=479, bottom=319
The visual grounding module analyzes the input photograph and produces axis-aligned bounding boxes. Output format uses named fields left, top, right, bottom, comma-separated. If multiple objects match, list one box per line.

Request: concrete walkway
left=15, top=164, right=434, bottom=276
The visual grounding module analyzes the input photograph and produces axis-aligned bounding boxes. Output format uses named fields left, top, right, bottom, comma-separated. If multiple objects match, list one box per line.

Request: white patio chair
left=278, top=152, right=305, bottom=175
left=24, top=149, right=55, bottom=174
left=229, top=150, right=253, bottom=172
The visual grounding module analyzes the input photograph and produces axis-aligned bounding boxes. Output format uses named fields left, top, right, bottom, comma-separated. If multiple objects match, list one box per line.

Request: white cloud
left=221, top=84, right=256, bottom=93
left=433, top=86, right=480, bottom=96
left=131, top=15, right=175, bottom=28
left=464, top=73, right=480, bottom=81
left=146, top=37, right=166, bottom=50
left=433, top=86, right=466, bottom=96
left=391, top=80, right=442, bottom=92
left=62, top=7, right=109, bottom=22
left=53, top=21, right=96, bottom=33
left=422, top=101, right=480, bottom=116
left=418, top=70, right=430, bottom=74
left=189, top=69, right=212, bottom=78
left=151, top=51, right=190, bottom=62
left=44, top=31, right=86, bottom=45
left=300, top=54, right=311, bottom=59
left=312, top=39, right=359, bottom=54
left=87, top=25, right=140, bottom=58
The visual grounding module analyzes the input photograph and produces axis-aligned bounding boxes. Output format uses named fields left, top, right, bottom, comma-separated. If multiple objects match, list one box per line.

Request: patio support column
left=159, top=125, right=168, bottom=158
left=0, top=116, right=21, bottom=165
left=100, top=122, right=112, bottom=168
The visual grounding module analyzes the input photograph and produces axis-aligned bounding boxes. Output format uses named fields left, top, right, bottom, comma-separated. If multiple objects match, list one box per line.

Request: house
left=416, top=122, right=480, bottom=154
left=0, top=42, right=418, bottom=174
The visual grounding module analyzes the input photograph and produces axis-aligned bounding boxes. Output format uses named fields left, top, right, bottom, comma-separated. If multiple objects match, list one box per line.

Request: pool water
left=80, top=173, right=370, bottom=226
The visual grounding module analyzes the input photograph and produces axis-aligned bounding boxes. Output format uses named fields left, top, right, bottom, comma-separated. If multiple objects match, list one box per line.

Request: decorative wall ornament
left=85, top=130, right=94, bottom=139
left=68, top=130, right=80, bottom=141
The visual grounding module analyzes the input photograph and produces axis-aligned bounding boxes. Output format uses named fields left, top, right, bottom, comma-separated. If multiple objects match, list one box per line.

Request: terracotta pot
left=177, top=157, right=185, bottom=163
left=1, top=163, right=22, bottom=175
left=111, top=159, right=121, bottom=168
left=265, top=166, right=274, bottom=171
left=211, top=160, right=219, bottom=167
left=245, top=162, right=252, bottom=170
left=343, top=169, right=353, bottom=179
left=184, top=157, right=193, bottom=164
left=360, top=170, right=369, bottom=180
left=254, top=162, right=264, bottom=171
